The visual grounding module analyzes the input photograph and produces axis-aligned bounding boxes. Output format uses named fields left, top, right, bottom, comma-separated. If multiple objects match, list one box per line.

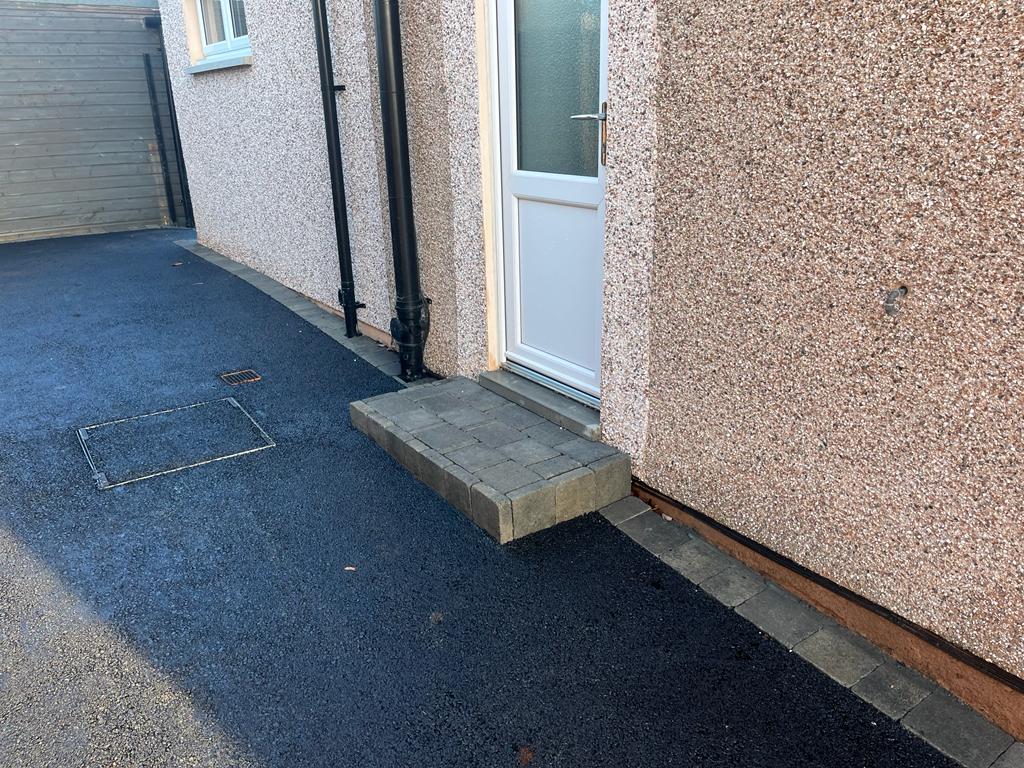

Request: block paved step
left=350, top=377, right=630, bottom=543
left=478, top=369, right=601, bottom=440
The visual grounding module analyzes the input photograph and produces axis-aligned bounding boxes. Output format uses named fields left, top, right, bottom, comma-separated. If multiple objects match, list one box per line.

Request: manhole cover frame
left=77, top=397, right=275, bottom=490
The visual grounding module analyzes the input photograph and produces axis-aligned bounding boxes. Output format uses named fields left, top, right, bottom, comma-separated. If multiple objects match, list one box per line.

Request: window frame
left=195, top=0, right=250, bottom=60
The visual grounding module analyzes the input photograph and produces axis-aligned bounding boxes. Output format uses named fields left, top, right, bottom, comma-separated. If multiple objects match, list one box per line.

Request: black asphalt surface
left=0, top=230, right=956, bottom=767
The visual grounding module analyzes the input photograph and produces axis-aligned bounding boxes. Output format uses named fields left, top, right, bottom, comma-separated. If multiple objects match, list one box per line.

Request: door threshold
left=481, top=366, right=601, bottom=441
left=502, top=362, right=600, bottom=409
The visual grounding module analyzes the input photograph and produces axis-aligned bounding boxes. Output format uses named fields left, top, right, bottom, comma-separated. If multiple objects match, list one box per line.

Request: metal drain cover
left=220, top=369, right=261, bottom=386
left=77, top=398, right=274, bottom=490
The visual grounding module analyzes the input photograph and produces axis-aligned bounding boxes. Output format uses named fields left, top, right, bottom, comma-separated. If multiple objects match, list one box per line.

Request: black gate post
left=159, top=51, right=194, bottom=228
left=143, top=53, right=177, bottom=225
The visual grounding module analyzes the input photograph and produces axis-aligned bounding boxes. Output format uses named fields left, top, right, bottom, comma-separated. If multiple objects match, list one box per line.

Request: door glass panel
left=200, top=0, right=226, bottom=45
left=514, top=0, right=601, bottom=177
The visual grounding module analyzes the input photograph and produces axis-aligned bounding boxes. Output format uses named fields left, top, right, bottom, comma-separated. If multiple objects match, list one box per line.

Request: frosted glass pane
left=229, top=0, right=247, bottom=37
left=200, top=0, right=226, bottom=45
left=515, top=0, right=601, bottom=177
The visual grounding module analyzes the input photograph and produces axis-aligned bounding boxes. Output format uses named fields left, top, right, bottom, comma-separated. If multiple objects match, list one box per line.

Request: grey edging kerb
left=184, top=53, right=252, bottom=75
left=602, top=502, right=1022, bottom=768
left=173, top=239, right=418, bottom=387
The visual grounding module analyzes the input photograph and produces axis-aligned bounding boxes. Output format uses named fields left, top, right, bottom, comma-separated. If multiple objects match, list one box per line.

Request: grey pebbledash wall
left=158, top=0, right=384, bottom=333
left=157, top=0, right=488, bottom=378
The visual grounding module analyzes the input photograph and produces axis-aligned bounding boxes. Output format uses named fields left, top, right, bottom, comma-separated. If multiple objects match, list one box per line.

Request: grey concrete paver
left=413, top=423, right=478, bottom=454
left=437, top=406, right=491, bottom=429
left=469, top=483, right=513, bottom=543
left=700, top=564, right=766, bottom=607
left=793, top=624, right=885, bottom=687
left=617, top=511, right=690, bottom=556
left=499, top=438, right=560, bottom=466
left=735, top=586, right=826, bottom=649
left=459, top=388, right=508, bottom=412
left=589, top=453, right=631, bottom=509
left=466, top=421, right=524, bottom=448
left=509, top=480, right=557, bottom=538
left=659, top=538, right=729, bottom=583
left=992, top=743, right=1024, bottom=768
left=554, top=467, right=595, bottom=523
left=600, top=496, right=649, bottom=525
left=902, top=692, right=1014, bottom=768
left=525, top=421, right=576, bottom=447
left=368, top=393, right=422, bottom=418
left=417, top=392, right=463, bottom=414
left=491, top=402, right=547, bottom=430
left=555, top=436, right=618, bottom=464
left=852, top=663, right=936, bottom=720
left=475, top=461, right=544, bottom=495
left=390, top=407, right=442, bottom=433
left=530, top=454, right=583, bottom=480
left=446, top=443, right=508, bottom=473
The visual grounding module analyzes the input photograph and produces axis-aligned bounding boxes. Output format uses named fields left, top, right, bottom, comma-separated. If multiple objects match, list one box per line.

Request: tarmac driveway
left=0, top=230, right=956, bottom=768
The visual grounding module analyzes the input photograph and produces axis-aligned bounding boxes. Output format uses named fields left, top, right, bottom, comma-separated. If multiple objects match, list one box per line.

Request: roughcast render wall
left=159, top=0, right=488, bottom=377
left=602, top=0, right=1024, bottom=679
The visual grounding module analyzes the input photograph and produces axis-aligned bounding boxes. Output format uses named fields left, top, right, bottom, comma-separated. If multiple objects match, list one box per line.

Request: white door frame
left=480, top=0, right=507, bottom=377
left=484, top=0, right=607, bottom=407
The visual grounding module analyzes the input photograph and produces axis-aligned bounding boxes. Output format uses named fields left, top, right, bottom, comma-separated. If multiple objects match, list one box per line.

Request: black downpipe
left=372, top=0, right=430, bottom=380
left=144, top=17, right=194, bottom=228
left=159, top=51, right=194, bottom=228
left=312, top=0, right=363, bottom=337
left=143, top=53, right=177, bottom=225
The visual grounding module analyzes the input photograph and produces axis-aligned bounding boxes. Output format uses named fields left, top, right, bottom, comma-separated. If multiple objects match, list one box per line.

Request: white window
left=195, top=0, right=249, bottom=59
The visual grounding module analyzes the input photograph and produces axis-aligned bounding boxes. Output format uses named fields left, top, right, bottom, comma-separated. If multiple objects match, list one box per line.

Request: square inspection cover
left=77, top=398, right=275, bottom=490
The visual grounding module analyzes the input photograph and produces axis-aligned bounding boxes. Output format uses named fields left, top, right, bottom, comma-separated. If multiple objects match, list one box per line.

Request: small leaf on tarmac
left=172, top=262, right=184, bottom=267
left=517, top=745, right=535, bottom=766
left=429, top=611, right=444, bottom=625
left=344, top=565, right=357, bottom=572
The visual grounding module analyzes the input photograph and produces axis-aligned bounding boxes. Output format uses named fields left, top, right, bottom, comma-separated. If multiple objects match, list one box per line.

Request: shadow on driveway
left=0, top=231, right=956, bottom=768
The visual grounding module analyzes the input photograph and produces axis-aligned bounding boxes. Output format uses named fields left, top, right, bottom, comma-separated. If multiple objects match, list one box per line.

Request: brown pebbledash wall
left=603, top=0, right=1023, bottom=684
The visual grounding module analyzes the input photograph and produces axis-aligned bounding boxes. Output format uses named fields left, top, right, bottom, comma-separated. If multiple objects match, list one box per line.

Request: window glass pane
left=514, top=0, right=601, bottom=177
left=200, top=0, right=226, bottom=45
left=229, top=0, right=247, bottom=37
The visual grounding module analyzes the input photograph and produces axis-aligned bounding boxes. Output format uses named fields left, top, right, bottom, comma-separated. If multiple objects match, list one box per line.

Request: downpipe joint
left=390, top=296, right=431, bottom=381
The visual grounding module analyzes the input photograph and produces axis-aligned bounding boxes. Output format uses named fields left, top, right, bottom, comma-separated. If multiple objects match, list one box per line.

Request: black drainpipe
left=312, top=0, right=363, bottom=337
left=372, top=0, right=430, bottom=380
left=143, top=53, right=177, bottom=225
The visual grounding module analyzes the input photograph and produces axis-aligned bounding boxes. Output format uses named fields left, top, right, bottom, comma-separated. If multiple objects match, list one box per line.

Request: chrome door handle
left=570, top=101, right=608, bottom=166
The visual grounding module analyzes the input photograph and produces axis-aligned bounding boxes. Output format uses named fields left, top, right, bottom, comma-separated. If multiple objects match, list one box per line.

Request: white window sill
left=184, top=52, right=252, bottom=75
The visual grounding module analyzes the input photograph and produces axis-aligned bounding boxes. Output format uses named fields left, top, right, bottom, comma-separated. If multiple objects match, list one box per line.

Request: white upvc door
left=496, top=0, right=608, bottom=401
